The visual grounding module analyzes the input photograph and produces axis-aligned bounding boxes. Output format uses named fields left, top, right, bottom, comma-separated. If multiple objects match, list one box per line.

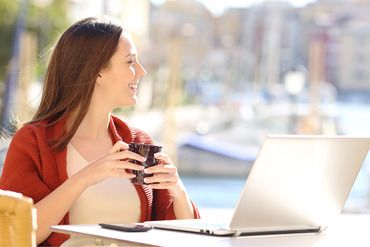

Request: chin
left=121, top=98, right=138, bottom=107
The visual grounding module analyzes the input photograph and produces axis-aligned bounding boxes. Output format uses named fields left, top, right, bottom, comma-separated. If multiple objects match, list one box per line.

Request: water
left=336, top=102, right=370, bottom=136
left=181, top=176, right=245, bottom=208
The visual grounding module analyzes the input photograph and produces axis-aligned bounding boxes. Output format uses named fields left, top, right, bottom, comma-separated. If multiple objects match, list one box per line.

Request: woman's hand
left=144, top=152, right=195, bottom=219
left=74, top=141, right=146, bottom=188
left=142, top=152, right=181, bottom=194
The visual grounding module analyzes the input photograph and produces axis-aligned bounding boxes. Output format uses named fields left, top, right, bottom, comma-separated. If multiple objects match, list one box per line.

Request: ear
left=96, top=74, right=103, bottom=85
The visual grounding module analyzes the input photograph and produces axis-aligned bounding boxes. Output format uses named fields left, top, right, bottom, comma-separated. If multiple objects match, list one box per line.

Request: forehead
left=116, top=31, right=136, bottom=56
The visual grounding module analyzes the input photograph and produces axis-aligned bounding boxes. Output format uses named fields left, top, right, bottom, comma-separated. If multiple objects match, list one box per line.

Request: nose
left=136, top=62, right=147, bottom=79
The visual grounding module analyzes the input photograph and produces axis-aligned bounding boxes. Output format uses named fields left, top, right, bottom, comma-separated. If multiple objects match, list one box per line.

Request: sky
left=150, top=0, right=317, bottom=15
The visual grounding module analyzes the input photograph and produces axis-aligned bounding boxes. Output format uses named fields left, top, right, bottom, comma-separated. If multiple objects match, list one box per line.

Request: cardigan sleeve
left=0, top=124, right=70, bottom=246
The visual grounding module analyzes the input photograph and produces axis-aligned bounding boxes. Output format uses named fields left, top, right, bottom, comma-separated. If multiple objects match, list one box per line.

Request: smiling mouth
left=129, top=84, right=137, bottom=90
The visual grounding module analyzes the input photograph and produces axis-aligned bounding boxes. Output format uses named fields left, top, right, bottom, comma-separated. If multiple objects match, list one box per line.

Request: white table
left=51, top=212, right=370, bottom=247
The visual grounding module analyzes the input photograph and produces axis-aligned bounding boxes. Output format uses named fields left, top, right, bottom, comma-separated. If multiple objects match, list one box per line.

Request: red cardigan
left=0, top=114, right=200, bottom=246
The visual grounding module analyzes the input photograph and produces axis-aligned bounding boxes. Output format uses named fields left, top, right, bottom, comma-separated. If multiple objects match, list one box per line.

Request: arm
left=168, top=179, right=196, bottom=219
left=34, top=173, right=87, bottom=244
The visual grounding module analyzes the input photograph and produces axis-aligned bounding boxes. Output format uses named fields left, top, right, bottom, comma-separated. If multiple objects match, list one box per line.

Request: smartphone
left=99, top=223, right=153, bottom=232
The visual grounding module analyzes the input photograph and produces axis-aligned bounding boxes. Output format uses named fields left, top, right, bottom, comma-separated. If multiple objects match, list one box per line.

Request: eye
left=128, top=59, right=135, bottom=65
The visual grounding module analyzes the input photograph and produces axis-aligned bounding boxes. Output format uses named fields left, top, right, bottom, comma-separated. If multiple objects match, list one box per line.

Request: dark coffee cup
left=129, top=142, right=162, bottom=185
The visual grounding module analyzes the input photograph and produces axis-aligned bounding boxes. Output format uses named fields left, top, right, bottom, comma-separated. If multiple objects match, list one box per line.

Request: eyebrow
left=125, top=53, right=136, bottom=58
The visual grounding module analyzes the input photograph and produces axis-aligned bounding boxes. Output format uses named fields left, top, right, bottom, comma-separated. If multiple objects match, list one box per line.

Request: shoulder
left=3, top=122, right=47, bottom=175
left=10, top=119, right=65, bottom=148
left=12, top=119, right=52, bottom=139
left=11, top=122, right=42, bottom=143
left=6, top=122, right=43, bottom=155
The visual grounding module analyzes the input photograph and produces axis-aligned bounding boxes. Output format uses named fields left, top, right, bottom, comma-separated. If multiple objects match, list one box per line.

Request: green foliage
left=28, top=0, right=69, bottom=48
left=0, top=0, right=18, bottom=80
left=0, top=0, right=69, bottom=82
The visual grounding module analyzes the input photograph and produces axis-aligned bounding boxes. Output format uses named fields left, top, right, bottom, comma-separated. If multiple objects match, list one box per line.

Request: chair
left=0, top=190, right=37, bottom=247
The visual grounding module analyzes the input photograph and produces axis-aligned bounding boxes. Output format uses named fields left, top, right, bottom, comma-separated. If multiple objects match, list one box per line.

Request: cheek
left=127, top=67, right=136, bottom=78
left=116, top=70, right=133, bottom=85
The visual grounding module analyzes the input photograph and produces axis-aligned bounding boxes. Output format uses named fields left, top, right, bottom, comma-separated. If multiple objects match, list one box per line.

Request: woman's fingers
left=108, top=141, right=129, bottom=154
left=106, top=141, right=146, bottom=163
left=106, top=145, right=181, bottom=188
left=109, top=159, right=144, bottom=171
left=143, top=162, right=179, bottom=189
left=109, top=150, right=146, bottom=163
left=154, top=152, right=171, bottom=164
left=144, top=172, right=176, bottom=184
left=111, top=169, right=136, bottom=179
left=145, top=163, right=175, bottom=173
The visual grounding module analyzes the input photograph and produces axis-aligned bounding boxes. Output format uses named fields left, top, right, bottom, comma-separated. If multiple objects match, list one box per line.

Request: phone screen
left=99, top=223, right=153, bottom=232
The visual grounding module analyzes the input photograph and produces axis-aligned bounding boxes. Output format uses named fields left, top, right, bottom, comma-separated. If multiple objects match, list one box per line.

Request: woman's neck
left=68, top=109, right=113, bottom=162
left=76, top=111, right=110, bottom=141
left=67, top=104, right=111, bottom=141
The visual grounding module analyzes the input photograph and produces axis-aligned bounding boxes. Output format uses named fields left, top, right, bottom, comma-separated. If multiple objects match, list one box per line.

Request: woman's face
left=97, top=31, right=146, bottom=109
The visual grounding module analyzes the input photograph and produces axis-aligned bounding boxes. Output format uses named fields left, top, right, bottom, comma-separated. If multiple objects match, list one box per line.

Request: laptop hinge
left=318, top=226, right=328, bottom=232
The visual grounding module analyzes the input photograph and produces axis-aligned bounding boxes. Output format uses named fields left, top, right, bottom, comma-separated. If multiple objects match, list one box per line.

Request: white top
left=67, top=143, right=141, bottom=224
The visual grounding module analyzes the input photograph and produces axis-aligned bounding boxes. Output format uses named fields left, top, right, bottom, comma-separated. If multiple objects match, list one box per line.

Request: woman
left=0, top=16, right=200, bottom=246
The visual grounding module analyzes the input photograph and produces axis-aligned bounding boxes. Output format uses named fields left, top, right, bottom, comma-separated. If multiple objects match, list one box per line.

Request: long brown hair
left=31, top=16, right=123, bottom=151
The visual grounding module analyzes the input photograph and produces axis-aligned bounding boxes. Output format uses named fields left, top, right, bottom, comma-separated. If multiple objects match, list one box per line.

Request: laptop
left=145, top=135, right=370, bottom=236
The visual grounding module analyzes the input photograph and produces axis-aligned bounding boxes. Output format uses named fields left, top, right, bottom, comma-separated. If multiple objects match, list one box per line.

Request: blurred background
left=1, top=0, right=370, bottom=213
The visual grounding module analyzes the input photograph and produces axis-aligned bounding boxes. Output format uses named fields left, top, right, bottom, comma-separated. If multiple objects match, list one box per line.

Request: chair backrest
left=0, top=190, right=37, bottom=247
